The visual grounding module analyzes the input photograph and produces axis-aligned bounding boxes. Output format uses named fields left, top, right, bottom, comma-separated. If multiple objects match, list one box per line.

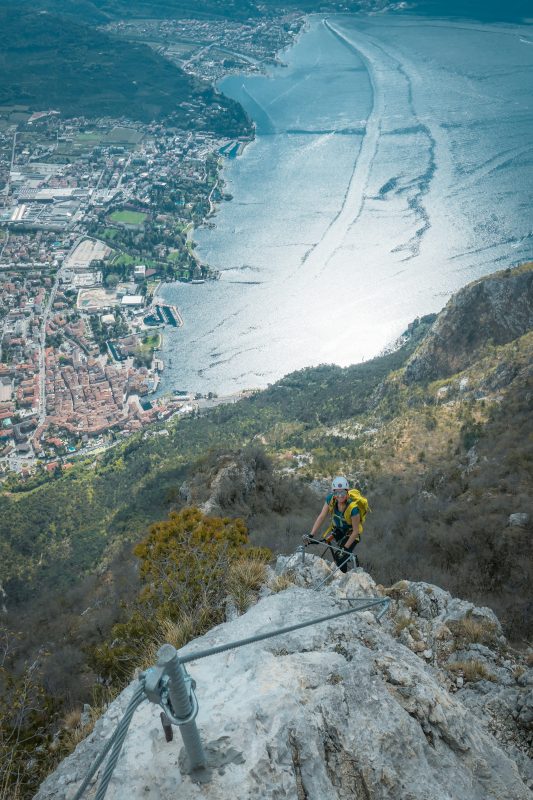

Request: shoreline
left=156, top=12, right=533, bottom=401
left=174, top=13, right=309, bottom=261
left=181, top=14, right=308, bottom=276
left=155, top=17, right=307, bottom=398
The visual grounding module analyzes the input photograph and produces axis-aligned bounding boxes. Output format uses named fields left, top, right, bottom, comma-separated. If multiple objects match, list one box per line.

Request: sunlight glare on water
left=159, top=13, right=533, bottom=395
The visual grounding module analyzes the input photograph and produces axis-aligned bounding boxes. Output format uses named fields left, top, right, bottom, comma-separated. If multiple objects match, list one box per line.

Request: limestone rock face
left=403, top=263, right=533, bottom=384
left=200, top=458, right=256, bottom=515
left=36, top=556, right=532, bottom=800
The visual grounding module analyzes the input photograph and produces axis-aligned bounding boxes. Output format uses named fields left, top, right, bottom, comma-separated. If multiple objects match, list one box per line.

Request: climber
left=304, top=476, right=367, bottom=573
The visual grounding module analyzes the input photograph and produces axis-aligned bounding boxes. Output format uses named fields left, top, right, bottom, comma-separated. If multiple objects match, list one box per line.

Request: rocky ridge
left=404, top=262, right=533, bottom=383
left=36, top=555, right=533, bottom=800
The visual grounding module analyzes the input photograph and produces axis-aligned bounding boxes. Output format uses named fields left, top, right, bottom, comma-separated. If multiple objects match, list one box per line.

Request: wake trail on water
left=449, top=142, right=533, bottom=195
left=374, top=54, right=436, bottom=261
left=291, top=130, right=336, bottom=160
left=291, top=19, right=383, bottom=278
left=267, top=51, right=322, bottom=108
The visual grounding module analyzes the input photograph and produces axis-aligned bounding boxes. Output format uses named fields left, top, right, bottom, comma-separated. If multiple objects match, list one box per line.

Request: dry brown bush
left=447, top=616, right=499, bottom=647
left=269, top=572, right=296, bottom=593
left=62, top=708, right=81, bottom=731
left=228, top=557, right=268, bottom=595
left=141, top=614, right=199, bottom=669
left=226, top=556, right=269, bottom=614
left=394, top=616, right=411, bottom=635
left=447, top=660, right=495, bottom=682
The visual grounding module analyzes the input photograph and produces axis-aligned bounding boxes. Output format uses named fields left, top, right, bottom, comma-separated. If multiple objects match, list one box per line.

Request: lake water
left=159, top=13, right=533, bottom=395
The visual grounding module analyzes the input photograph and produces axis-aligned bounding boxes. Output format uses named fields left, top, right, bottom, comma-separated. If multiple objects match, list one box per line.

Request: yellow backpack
left=326, top=489, right=370, bottom=537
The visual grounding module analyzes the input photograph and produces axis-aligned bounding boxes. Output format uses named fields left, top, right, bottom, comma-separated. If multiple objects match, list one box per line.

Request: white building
left=121, top=295, right=144, bottom=308
left=134, top=265, right=146, bottom=281
left=73, top=271, right=103, bottom=288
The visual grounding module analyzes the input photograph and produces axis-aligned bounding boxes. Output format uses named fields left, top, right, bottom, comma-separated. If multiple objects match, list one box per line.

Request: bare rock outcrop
left=404, top=263, right=533, bottom=384
left=200, top=458, right=256, bottom=515
left=36, top=555, right=532, bottom=800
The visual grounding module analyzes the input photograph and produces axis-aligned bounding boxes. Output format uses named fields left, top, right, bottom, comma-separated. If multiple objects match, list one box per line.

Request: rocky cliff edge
left=36, top=556, right=533, bottom=800
left=404, top=262, right=533, bottom=383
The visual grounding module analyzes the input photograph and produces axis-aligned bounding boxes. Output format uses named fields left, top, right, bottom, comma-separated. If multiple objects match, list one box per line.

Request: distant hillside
left=0, top=0, right=261, bottom=23
left=5, top=0, right=528, bottom=24
left=0, top=0, right=366, bottom=24
left=0, top=7, right=251, bottom=130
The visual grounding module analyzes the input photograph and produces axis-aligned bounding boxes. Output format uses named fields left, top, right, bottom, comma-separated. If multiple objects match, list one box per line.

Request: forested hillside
left=0, top=0, right=368, bottom=23
left=0, top=7, right=250, bottom=130
left=4, top=0, right=527, bottom=24
left=0, top=315, right=434, bottom=607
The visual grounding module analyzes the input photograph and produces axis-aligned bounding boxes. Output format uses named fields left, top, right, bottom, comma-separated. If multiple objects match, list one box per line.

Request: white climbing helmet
left=331, top=476, right=349, bottom=494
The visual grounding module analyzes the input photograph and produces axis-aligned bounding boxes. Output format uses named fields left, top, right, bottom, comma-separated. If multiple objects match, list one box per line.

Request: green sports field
left=109, top=210, right=147, bottom=226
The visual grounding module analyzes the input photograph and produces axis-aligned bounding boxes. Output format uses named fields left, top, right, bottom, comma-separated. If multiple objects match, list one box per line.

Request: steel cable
left=70, top=557, right=389, bottom=800
left=71, top=684, right=146, bottom=800
left=179, top=597, right=389, bottom=665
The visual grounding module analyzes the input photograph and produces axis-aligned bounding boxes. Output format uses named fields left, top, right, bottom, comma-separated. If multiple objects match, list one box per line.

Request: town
left=105, top=13, right=303, bottom=84
left=0, top=14, right=303, bottom=480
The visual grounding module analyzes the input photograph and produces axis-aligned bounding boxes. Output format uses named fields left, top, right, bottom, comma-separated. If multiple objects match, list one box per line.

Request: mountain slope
left=1, top=262, right=532, bottom=800
left=0, top=263, right=531, bottom=633
left=404, top=264, right=533, bottom=383
left=0, top=7, right=250, bottom=129
left=0, top=314, right=433, bottom=606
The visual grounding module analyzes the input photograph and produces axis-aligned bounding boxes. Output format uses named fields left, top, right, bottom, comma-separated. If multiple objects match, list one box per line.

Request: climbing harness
left=302, top=535, right=359, bottom=585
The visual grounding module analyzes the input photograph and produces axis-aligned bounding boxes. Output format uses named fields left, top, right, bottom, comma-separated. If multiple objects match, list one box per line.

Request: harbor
left=143, top=302, right=183, bottom=328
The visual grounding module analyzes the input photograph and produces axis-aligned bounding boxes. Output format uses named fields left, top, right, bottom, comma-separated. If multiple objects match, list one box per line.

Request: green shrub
left=89, top=508, right=270, bottom=683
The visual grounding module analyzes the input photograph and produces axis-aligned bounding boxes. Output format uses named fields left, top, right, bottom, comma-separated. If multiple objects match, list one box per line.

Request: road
left=207, top=179, right=219, bottom=216
left=35, top=235, right=83, bottom=431
left=195, top=390, right=255, bottom=411
left=116, top=154, right=131, bottom=189
left=4, top=129, right=18, bottom=201
left=0, top=232, right=9, bottom=358
left=0, top=130, right=17, bottom=259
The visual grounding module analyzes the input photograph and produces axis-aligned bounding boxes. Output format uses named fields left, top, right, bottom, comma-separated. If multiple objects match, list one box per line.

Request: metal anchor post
left=157, top=644, right=207, bottom=770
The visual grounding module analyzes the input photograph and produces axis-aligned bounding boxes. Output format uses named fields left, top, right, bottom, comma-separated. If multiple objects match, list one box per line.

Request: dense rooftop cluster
left=0, top=12, right=304, bottom=480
